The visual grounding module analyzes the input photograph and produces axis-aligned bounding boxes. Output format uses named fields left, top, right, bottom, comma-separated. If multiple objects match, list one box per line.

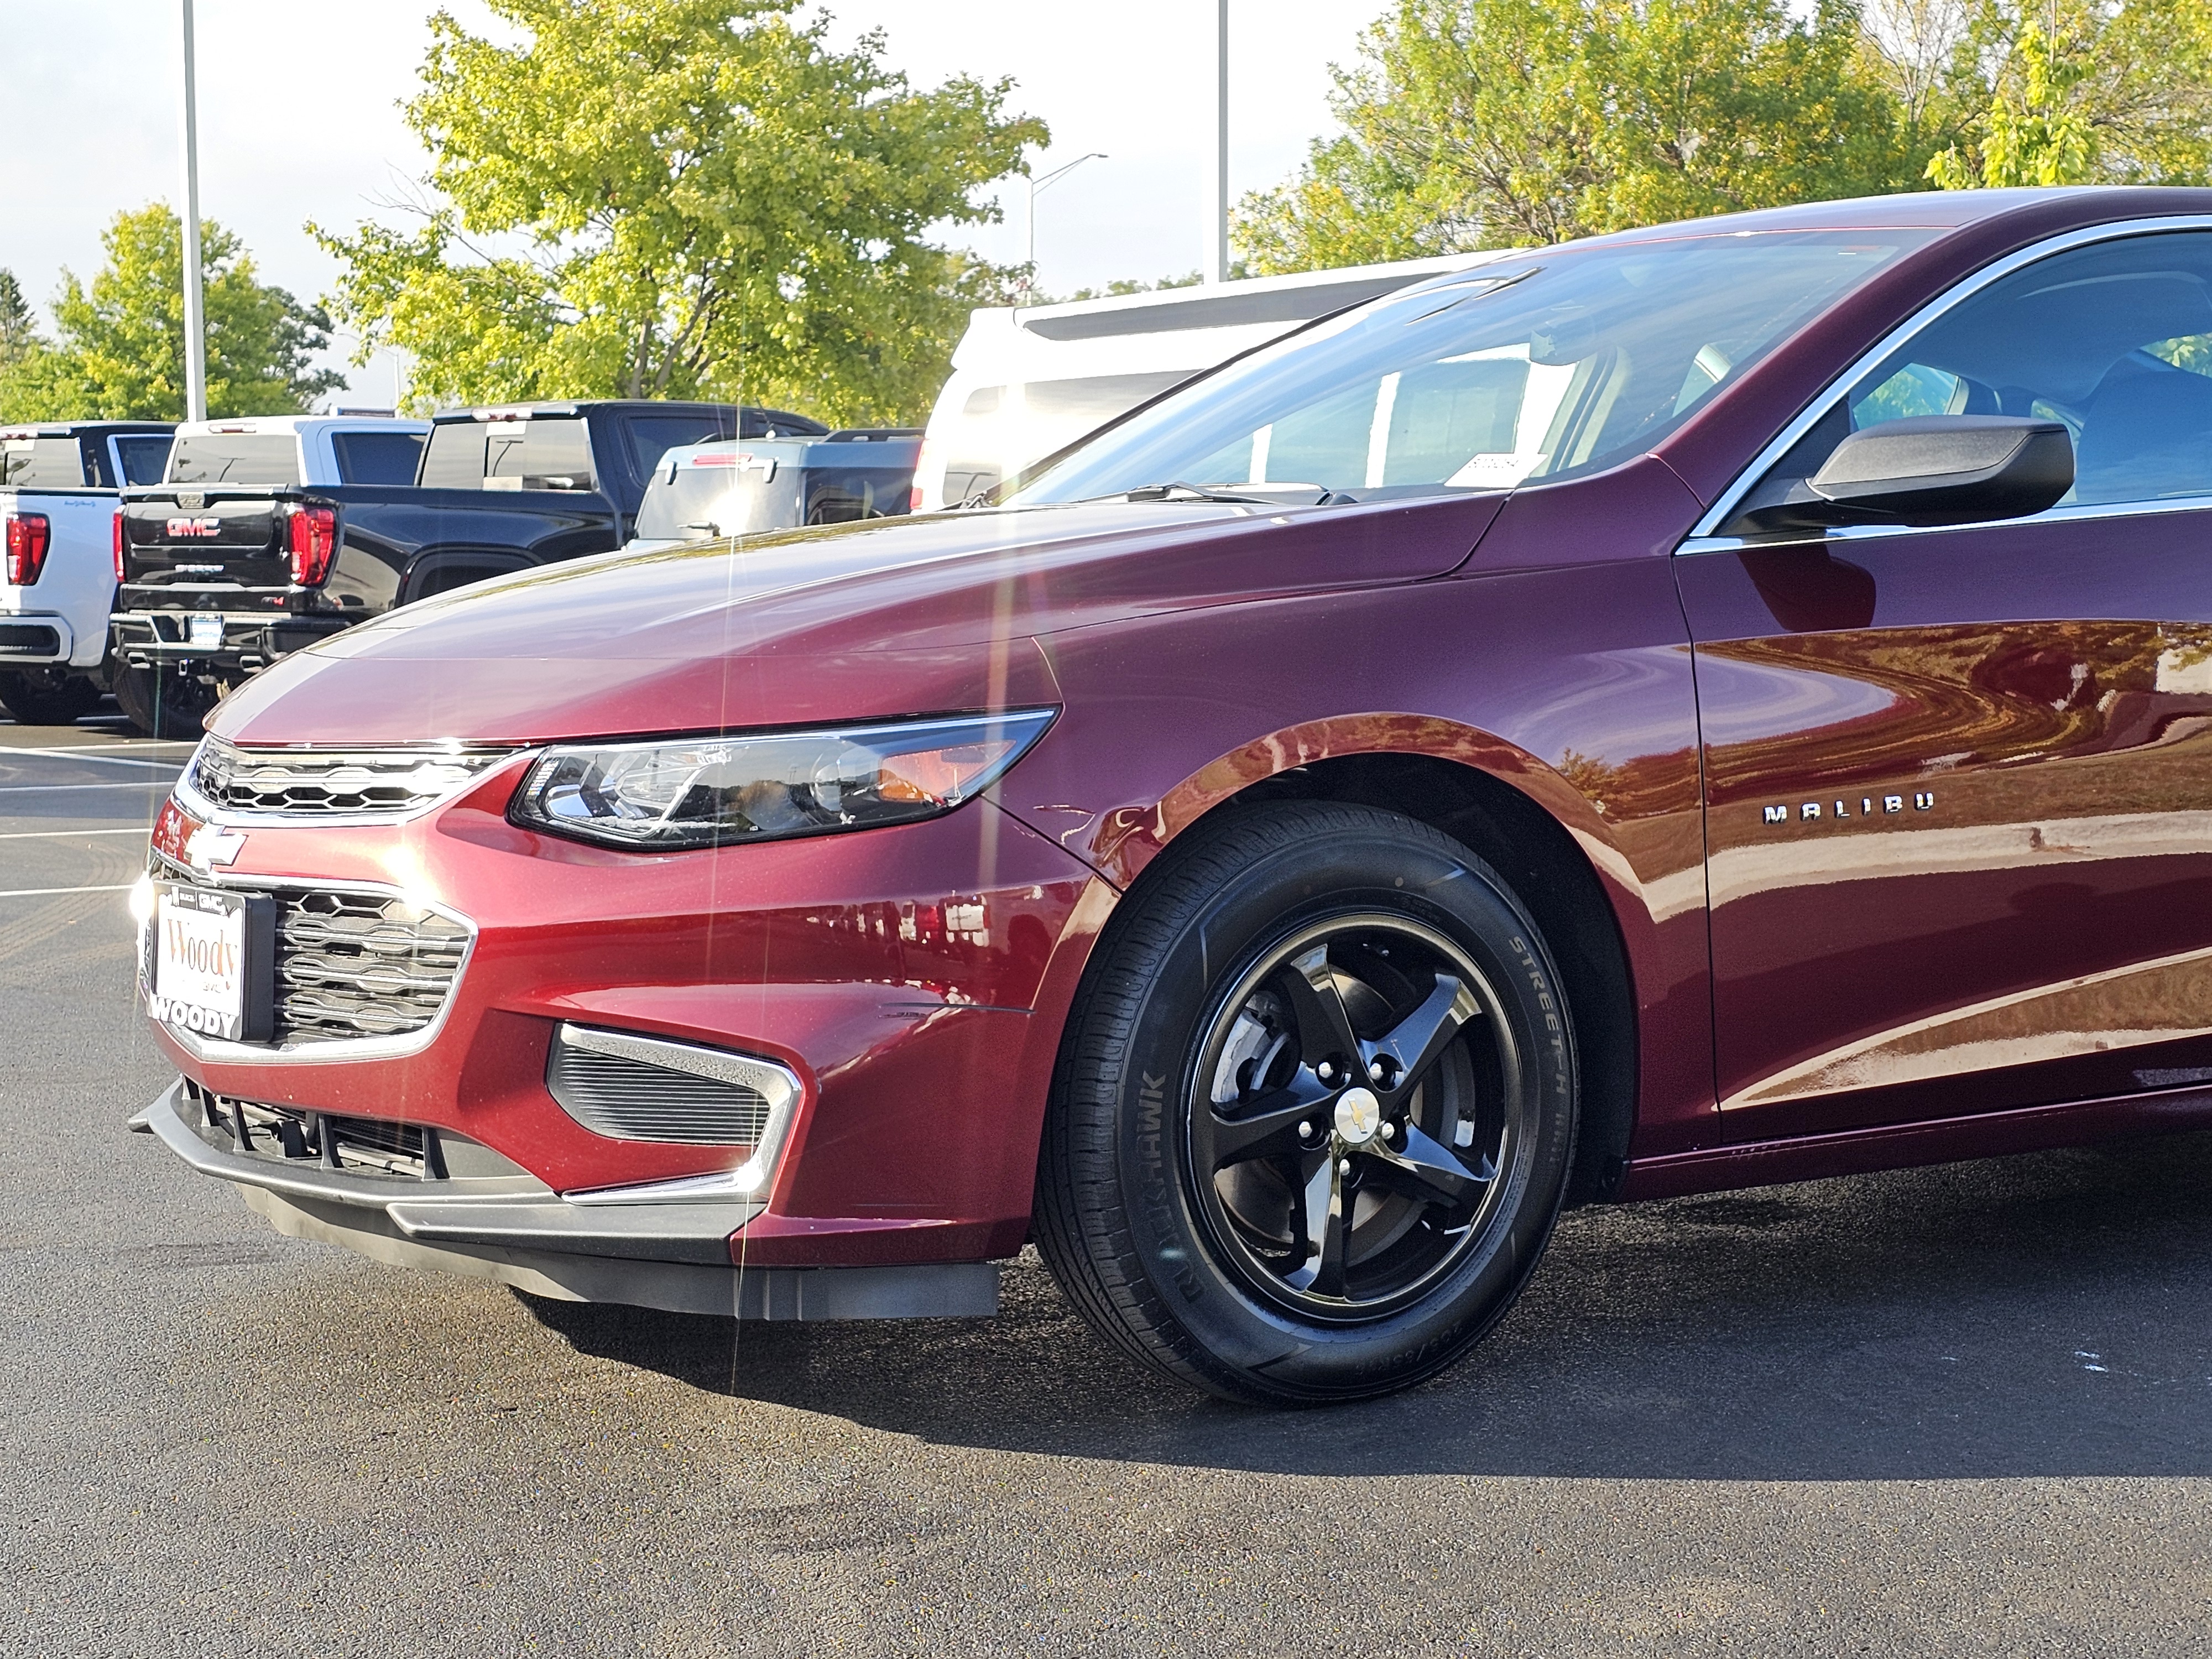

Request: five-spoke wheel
left=1037, top=800, right=1578, bottom=1404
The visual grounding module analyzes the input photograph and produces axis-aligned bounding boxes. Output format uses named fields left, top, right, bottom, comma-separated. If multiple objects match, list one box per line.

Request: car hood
left=211, top=492, right=1503, bottom=747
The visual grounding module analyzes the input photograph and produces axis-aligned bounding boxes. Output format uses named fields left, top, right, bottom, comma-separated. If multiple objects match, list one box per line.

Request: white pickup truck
left=0, top=422, right=174, bottom=723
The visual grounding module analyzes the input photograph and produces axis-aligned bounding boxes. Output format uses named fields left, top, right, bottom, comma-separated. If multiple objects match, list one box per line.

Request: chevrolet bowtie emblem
left=185, top=825, right=247, bottom=870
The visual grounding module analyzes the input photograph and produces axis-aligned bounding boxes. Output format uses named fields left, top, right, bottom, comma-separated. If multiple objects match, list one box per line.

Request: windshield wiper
left=1109, top=481, right=1265, bottom=504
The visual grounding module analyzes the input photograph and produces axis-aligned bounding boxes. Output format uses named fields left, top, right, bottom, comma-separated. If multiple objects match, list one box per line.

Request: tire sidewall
left=1109, top=814, right=1576, bottom=1400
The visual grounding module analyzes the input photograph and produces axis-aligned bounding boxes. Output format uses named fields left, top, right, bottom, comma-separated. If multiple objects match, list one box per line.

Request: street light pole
left=1022, top=151, right=1107, bottom=304
left=179, top=0, right=207, bottom=422
left=1205, top=0, right=1228, bottom=284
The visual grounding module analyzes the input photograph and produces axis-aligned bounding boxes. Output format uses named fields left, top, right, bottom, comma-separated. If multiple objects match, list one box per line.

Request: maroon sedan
left=135, top=186, right=2212, bottom=1402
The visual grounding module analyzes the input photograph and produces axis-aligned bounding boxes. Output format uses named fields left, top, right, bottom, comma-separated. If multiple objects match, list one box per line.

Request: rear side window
left=623, top=413, right=729, bottom=481
left=0, top=437, right=87, bottom=486
left=168, top=434, right=300, bottom=486
left=112, top=435, right=173, bottom=485
left=331, top=430, right=425, bottom=485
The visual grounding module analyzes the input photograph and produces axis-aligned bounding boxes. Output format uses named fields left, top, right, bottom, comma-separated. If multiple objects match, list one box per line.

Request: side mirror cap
left=1806, top=414, right=2074, bottom=528
left=1724, top=415, right=2075, bottom=535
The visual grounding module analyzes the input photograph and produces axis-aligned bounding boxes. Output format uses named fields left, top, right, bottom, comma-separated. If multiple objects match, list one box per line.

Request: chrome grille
left=189, top=737, right=512, bottom=817
left=276, top=890, right=470, bottom=1045
left=150, top=854, right=473, bottom=1051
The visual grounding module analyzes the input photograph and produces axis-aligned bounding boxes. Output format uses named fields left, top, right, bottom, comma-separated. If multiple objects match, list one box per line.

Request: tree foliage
left=1236, top=0, right=1923, bottom=268
left=315, top=0, right=1046, bottom=425
left=1926, top=0, right=2212, bottom=189
left=0, top=206, right=341, bottom=422
left=1235, top=0, right=2212, bottom=269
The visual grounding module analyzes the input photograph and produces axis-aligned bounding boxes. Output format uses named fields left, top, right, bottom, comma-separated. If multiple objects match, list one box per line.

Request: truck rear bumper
left=138, top=1078, right=1001, bottom=1320
left=110, top=611, right=351, bottom=676
left=0, top=612, right=76, bottom=667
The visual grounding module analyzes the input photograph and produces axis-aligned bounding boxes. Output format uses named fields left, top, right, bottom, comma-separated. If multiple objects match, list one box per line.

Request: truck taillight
left=287, top=505, right=338, bottom=586
left=112, top=508, right=127, bottom=580
left=5, top=513, right=51, bottom=586
left=909, top=438, right=934, bottom=512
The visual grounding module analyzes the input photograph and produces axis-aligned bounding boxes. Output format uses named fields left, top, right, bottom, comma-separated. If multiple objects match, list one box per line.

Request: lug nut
left=1317, top=1061, right=1335, bottom=1082
left=1339, top=1158, right=1353, bottom=1176
left=1369, top=1059, right=1387, bottom=1082
left=1297, top=1120, right=1314, bottom=1140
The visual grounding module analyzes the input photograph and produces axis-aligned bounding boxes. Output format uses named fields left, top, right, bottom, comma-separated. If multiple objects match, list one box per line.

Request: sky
left=0, top=0, right=1378, bottom=405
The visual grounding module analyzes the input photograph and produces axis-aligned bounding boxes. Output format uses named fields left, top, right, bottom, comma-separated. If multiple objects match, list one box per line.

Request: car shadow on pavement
left=524, top=1129, right=2212, bottom=1481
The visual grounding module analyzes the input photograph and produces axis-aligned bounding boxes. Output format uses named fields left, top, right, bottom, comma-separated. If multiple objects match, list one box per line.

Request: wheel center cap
left=1333, top=1086, right=1382, bottom=1145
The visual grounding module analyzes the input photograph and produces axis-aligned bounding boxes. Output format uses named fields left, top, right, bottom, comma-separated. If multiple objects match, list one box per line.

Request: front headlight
left=509, top=709, right=1057, bottom=851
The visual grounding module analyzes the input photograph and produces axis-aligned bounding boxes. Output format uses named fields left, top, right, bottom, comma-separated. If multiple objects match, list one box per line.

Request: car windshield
left=1011, top=229, right=1940, bottom=506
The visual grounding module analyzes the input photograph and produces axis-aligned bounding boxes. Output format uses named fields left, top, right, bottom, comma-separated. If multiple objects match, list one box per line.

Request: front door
left=1678, top=226, right=2212, bottom=1141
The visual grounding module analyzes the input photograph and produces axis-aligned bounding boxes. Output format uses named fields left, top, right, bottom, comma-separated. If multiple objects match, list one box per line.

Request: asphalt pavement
left=3, top=707, right=2209, bottom=1657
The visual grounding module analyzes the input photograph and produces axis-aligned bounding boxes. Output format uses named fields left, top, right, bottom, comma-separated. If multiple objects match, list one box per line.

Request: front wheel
left=0, top=669, right=102, bottom=726
left=1036, top=801, right=1578, bottom=1404
left=112, top=664, right=213, bottom=740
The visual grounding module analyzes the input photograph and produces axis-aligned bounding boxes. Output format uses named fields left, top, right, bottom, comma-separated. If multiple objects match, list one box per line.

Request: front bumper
left=141, top=1079, right=1000, bottom=1319
left=139, top=755, right=1110, bottom=1285
left=111, top=609, right=351, bottom=676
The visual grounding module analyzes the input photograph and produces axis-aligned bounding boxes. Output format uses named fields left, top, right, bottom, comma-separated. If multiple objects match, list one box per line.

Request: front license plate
left=188, top=613, right=223, bottom=650
left=146, top=882, right=274, bottom=1042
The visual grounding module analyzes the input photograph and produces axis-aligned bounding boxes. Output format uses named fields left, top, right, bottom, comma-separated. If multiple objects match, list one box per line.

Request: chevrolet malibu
left=136, top=186, right=2212, bottom=1402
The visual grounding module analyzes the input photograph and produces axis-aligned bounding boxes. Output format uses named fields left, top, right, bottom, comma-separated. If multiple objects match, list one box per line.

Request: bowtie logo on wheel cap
left=1333, top=1086, right=1383, bottom=1145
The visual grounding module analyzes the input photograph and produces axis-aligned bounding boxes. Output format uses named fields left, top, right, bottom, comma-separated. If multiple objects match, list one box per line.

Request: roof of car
left=1597, top=186, right=2212, bottom=245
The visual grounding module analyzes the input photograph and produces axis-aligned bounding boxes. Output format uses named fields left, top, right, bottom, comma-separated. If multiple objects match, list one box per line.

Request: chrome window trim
left=174, top=737, right=533, bottom=829
left=1677, top=488, right=2212, bottom=557
left=142, top=850, right=480, bottom=1065
left=1680, top=213, right=2212, bottom=549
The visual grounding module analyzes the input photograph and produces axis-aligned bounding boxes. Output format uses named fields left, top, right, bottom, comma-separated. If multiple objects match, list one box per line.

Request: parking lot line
left=0, top=782, right=177, bottom=794
left=0, top=828, right=152, bottom=840
left=0, top=885, right=133, bottom=900
left=0, top=745, right=185, bottom=770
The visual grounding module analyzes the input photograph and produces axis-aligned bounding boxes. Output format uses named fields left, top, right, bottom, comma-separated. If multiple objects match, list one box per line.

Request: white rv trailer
left=911, top=254, right=1494, bottom=511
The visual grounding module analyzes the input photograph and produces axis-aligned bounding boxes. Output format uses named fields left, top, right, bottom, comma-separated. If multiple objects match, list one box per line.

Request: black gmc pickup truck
left=109, top=400, right=823, bottom=735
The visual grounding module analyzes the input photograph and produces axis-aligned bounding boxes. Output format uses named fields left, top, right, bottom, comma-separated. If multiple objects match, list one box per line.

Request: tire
left=1036, top=800, right=1578, bottom=1405
left=0, top=669, right=102, bottom=726
left=112, top=664, right=213, bottom=740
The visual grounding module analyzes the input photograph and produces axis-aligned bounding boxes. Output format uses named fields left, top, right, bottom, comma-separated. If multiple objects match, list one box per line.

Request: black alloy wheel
left=113, top=664, right=215, bottom=740
left=0, top=669, right=102, bottom=726
left=1037, top=800, right=1578, bottom=1404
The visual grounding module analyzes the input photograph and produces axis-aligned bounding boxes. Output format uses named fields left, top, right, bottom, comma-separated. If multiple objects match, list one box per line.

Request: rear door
left=1678, top=225, right=2212, bottom=1140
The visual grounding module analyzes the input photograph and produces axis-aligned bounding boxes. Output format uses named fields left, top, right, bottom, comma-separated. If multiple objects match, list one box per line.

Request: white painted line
left=0, top=745, right=184, bottom=770
left=0, top=884, right=134, bottom=899
left=0, top=782, right=175, bottom=794
left=0, top=827, right=152, bottom=840
left=29, top=741, right=200, bottom=755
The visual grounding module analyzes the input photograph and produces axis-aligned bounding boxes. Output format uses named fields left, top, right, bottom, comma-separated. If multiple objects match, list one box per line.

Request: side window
left=331, top=430, right=426, bottom=486
left=113, top=435, right=174, bottom=485
left=419, top=423, right=487, bottom=489
left=1732, top=231, right=2212, bottom=526
left=623, top=413, right=728, bottom=481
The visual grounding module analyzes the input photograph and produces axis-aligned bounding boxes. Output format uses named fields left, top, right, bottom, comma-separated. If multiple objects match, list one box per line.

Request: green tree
left=1927, top=0, right=2212, bottom=189
left=315, top=0, right=1045, bottom=425
left=0, top=269, right=38, bottom=368
left=0, top=206, right=341, bottom=421
left=1236, top=0, right=1923, bottom=267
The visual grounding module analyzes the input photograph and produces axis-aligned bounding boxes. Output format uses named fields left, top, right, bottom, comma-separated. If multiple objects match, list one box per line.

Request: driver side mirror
left=1734, top=415, right=2074, bottom=534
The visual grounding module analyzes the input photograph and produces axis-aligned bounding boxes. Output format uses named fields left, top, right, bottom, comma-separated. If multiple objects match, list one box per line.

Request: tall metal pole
left=179, top=0, right=207, bottom=422
left=1021, top=152, right=1105, bottom=306
left=1205, top=0, right=1229, bottom=284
